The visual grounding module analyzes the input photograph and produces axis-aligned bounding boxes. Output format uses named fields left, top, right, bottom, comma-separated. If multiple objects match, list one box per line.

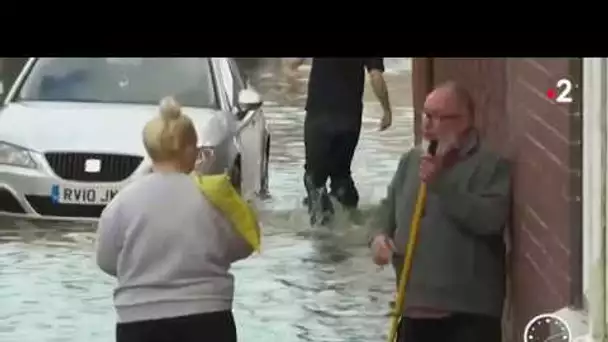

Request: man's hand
left=419, top=154, right=444, bottom=183
left=379, top=110, right=392, bottom=131
left=371, top=234, right=396, bottom=266
left=419, top=135, right=460, bottom=183
left=368, top=69, right=392, bottom=131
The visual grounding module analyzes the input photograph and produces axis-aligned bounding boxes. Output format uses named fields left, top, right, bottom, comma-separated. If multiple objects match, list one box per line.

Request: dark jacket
left=305, top=58, right=384, bottom=131
left=370, top=133, right=511, bottom=317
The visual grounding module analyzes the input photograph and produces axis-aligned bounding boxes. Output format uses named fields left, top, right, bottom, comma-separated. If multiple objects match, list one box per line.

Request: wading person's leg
left=303, top=115, right=334, bottom=224
left=116, top=310, right=238, bottom=342
left=329, top=127, right=361, bottom=209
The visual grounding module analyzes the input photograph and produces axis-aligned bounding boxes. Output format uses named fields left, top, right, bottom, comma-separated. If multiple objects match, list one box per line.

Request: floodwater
left=0, top=58, right=415, bottom=342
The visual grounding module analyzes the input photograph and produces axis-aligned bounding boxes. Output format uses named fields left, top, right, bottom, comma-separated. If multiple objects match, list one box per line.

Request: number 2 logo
left=555, top=78, right=573, bottom=104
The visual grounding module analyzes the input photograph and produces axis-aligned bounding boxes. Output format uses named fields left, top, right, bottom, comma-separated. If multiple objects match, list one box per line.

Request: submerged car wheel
left=230, top=157, right=242, bottom=194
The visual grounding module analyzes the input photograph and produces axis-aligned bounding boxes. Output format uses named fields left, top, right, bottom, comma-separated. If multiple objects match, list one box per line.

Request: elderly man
left=369, top=81, right=510, bottom=342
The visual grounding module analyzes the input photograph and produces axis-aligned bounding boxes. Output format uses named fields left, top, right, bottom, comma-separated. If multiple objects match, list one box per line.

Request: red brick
left=511, top=250, right=559, bottom=314
left=520, top=108, right=570, bottom=163
left=521, top=208, right=571, bottom=291
left=415, top=58, right=578, bottom=342
left=510, top=61, right=570, bottom=136
left=512, top=255, right=565, bottom=333
left=517, top=223, right=559, bottom=293
left=530, top=58, right=573, bottom=79
left=517, top=144, right=569, bottom=231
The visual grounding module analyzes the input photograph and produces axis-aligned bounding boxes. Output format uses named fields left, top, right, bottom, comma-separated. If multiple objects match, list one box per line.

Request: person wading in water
left=287, top=58, right=393, bottom=225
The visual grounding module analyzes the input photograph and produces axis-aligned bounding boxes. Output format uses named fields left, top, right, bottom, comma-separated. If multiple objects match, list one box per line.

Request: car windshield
left=18, top=58, right=219, bottom=109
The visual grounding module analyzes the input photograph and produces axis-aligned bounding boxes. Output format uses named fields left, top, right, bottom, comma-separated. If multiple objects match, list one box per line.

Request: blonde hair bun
left=159, top=96, right=182, bottom=120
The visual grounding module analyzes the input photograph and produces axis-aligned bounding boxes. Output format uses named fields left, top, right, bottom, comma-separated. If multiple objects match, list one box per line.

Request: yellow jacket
left=193, top=174, right=261, bottom=252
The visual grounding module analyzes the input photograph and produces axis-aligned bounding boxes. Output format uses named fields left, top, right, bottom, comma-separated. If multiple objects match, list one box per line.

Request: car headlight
left=0, top=142, right=37, bottom=168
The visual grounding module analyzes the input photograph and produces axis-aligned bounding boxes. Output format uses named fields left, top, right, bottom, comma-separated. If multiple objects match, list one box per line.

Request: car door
left=217, top=58, right=264, bottom=199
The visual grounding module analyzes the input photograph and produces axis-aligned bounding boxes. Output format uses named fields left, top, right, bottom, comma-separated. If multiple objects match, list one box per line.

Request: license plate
left=50, top=184, right=119, bottom=205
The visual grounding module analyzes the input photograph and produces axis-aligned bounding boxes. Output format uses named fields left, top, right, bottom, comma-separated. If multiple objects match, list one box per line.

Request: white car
left=0, top=57, right=271, bottom=222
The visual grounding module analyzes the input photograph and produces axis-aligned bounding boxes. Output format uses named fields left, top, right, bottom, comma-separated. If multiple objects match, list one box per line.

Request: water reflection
left=0, top=58, right=413, bottom=342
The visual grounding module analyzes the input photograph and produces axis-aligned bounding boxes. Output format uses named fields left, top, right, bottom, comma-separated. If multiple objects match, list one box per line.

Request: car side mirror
left=236, top=88, right=263, bottom=120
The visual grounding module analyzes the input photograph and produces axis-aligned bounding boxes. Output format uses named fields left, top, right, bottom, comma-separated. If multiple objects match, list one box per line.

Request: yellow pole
left=387, top=182, right=428, bottom=342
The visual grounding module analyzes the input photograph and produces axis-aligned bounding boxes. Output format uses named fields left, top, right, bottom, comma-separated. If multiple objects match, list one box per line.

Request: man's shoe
left=303, top=173, right=334, bottom=226
left=330, top=177, right=360, bottom=209
left=307, top=186, right=334, bottom=226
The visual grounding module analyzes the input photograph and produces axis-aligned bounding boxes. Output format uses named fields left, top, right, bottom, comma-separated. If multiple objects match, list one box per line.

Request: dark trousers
left=303, top=114, right=362, bottom=208
left=398, top=313, right=502, bottom=342
left=116, top=310, right=237, bottom=342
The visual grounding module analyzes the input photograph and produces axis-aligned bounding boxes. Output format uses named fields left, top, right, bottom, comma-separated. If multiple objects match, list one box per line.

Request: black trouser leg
left=303, top=115, right=334, bottom=224
left=397, top=316, right=447, bottom=342
left=304, top=115, right=332, bottom=188
left=397, top=313, right=502, bottom=342
left=329, top=128, right=361, bottom=208
left=448, top=313, right=502, bottom=342
left=116, top=310, right=237, bottom=342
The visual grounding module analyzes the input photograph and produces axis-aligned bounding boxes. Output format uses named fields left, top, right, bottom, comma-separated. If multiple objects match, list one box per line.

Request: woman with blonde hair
left=95, top=97, right=253, bottom=342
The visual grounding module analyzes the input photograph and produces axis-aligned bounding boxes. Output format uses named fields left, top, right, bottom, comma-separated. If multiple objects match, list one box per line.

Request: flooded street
left=0, top=58, right=414, bottom=342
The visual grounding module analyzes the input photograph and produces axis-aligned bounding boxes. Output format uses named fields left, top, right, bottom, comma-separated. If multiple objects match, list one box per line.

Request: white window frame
left=582, top=57, right=608, bottom=340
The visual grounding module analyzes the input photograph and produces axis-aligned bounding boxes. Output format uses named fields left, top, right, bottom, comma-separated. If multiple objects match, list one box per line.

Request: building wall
left=506, top=58, right=582, bottom=339
left=0, top=58, right=28, bottom=101
left=412, top=58, right=583, bottom=341
left=578, top=58, right=608, bottom=341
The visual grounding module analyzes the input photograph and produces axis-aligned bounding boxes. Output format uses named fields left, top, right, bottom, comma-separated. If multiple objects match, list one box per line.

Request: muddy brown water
left=0, top=58, right=414, bottom=342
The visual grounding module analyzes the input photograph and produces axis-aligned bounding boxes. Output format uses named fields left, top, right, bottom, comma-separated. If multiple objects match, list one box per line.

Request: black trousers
left=116, top=310, right=237, bottom=342
left=303, top=113, right=362, bottom=207
left=398, top=313, right=502, bottom=342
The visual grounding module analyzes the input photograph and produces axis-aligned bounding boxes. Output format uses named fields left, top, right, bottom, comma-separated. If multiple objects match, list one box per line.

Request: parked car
left=0, top=57, right=271, bottom=221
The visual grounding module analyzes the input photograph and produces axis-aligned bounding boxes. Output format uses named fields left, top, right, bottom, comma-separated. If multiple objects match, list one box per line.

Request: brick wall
left=506, top=58, right=582, bottom=338
left=412, top=58, right=582, bottom=341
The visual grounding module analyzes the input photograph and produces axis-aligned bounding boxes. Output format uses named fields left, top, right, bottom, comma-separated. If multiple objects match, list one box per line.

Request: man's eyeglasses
left=423, top=112, right=464, bottom=123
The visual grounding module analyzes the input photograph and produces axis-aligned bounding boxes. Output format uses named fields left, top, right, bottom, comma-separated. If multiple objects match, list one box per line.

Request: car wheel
left=230, top=157, right=242, bottom=194
left=259, top=136, right=270, bottom=198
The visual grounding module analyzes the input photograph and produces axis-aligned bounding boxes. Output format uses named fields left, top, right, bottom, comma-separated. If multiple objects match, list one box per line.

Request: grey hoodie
left=96, top=172, right=253, bottom=323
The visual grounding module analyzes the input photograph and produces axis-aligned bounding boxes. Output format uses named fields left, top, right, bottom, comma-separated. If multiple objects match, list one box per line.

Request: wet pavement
left=0, top=58, right=414, bottom=342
